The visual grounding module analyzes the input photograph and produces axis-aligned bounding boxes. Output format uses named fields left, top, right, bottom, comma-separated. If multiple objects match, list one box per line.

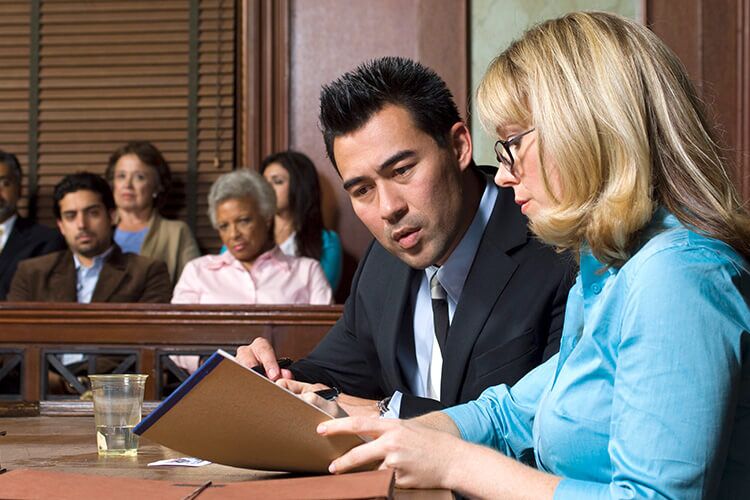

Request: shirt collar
left=253, top=245, right=292, bottom=272
left=579, top=207, right=679, bottom=289
left=74, top=245, right=114, bottom=271
left=1, top=213, right=18, bottom=235
left=426, top=177, right=499, bottom=303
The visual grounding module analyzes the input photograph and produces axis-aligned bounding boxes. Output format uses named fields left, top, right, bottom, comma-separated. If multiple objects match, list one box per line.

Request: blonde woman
left=315, top=12, right=750, bottom=499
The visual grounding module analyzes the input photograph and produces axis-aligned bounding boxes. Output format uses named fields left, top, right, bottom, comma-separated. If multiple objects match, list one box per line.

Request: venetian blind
left=0, top=1, right=31, bottom=216
left=22, top=0, right=235, bottom=253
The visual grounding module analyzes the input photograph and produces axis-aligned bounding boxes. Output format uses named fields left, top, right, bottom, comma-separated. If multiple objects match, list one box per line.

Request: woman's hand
left=317, top=416, right=463, bottom=490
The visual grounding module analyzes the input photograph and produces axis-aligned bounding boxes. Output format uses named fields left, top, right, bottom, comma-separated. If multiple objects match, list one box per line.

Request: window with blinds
left=0, top=1, right=31, bottom=216
left=0, top=0, right=236, bottom=253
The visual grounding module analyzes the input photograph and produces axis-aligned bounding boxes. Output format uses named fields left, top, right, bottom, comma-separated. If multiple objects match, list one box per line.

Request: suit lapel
left=440, top=186, right=529, bottom=405
left=48, top=250, right=78, bottom=301
left=375, top=263, right=418, bottom=393
left=92, top=246, right=127, bottom=302
left=0, top=217, right=29, bottom=278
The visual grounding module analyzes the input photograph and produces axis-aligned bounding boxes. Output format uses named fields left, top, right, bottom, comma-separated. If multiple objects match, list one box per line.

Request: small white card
left=147, top=457, right=212, bottom=467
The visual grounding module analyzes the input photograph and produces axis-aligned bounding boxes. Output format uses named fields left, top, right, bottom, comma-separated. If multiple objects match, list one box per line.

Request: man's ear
left=56, top=218, right=63, bottom=234
left=450, top=122, right=473, bottom=171
left=108, top=208, right=118, bottom=226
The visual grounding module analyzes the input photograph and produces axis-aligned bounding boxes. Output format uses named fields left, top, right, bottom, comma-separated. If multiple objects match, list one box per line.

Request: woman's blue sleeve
left=320, top=230, right=343, bottom=291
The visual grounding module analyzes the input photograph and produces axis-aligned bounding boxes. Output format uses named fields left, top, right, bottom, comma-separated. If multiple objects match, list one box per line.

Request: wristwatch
left=377, top=396, right=392, bottom=416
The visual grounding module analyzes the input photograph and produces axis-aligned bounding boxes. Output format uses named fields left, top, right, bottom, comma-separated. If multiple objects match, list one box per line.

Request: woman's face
left=492, top=127, right=560, bottom=218
left=262, top=162, right=290, bottom=213
left=215, top=196, right=271, bottom=264
left=112, top=154, right=160, bottom=212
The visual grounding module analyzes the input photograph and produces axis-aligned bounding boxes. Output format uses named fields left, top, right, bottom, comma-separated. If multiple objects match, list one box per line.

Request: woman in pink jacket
left=172, top=169, right=332, bottom=305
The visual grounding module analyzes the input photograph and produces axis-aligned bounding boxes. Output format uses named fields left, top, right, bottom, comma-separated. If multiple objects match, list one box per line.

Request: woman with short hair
left=172, top=169, right=332, bottom=305
left=317, top=12, right=750, bottom=499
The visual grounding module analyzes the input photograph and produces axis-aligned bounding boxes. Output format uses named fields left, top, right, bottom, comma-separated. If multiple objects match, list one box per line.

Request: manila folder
left=134, top=349, right=365, bottom=473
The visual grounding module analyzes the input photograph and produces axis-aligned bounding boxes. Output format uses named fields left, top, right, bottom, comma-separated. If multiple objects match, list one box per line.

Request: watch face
left=378, top=396, right=392, bottom=416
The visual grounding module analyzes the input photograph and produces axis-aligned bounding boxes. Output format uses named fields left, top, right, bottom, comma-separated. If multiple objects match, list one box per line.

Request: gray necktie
left=430, top=272, right=449, bottom=354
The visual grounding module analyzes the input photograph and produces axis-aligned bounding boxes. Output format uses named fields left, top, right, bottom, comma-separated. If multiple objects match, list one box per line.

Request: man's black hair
left=0, top=150, right=22, bottom=186
left=319, top=56, right=462, bottom=171
left=53, top=172, right=115, bottom=220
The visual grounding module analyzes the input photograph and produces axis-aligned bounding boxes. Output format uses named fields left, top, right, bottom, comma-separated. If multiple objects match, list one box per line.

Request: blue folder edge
left=133, top=350, right=226, bottom=436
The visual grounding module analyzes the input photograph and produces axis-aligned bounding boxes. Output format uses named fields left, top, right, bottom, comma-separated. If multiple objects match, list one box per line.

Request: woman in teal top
left=315, top=12, right=750, bottom=499
left=261, top=151, right=343, bottom=292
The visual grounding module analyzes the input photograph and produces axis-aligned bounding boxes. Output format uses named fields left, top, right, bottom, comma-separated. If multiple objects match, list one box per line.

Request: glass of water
left=89, top=374, right=148, bottom=456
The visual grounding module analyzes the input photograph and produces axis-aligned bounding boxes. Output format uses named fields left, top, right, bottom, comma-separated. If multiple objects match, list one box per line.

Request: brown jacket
left=140, top=213, right=200, bottom=288
left=7, top=245, right=171, bottom=303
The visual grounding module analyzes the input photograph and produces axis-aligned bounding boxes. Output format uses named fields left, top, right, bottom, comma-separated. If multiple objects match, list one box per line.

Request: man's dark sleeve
left=289, top=242, right=386, bottom=400
left=400, top=394, right=446, bottom=419
left=39, top=230, right=66, bottom=255
left=6, top=261, right=33, bottom=301
left=139, top=260, right=172, bottom=303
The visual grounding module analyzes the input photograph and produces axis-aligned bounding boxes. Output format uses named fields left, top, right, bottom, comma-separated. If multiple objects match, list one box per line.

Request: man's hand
left=336, top=393, right=380, bottom=417
left=277, top=379, right=348, bottom=418
left=276, top=379, right=380, bottom=418
left=235, top=338, right=294, bottom=381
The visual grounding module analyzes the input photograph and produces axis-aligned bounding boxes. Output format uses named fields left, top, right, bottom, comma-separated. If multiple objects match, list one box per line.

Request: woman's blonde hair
left=478, top=11, right=750, bottom=266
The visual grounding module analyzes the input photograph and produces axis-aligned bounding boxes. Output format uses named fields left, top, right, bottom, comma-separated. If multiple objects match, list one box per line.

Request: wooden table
left=0, top=413, right=451, bottom=498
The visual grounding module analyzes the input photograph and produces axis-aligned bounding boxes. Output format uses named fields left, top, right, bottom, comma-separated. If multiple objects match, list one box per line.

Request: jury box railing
left=0, top=303, right=343, bottom=402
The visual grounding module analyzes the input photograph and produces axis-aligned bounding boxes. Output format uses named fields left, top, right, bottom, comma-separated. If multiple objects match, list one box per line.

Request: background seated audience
left=8, top=172, right=171, bottom=303
left=0, top=150, right=66, bottom=300
left=106, top=140, right=200, bottom=288
left=261, top=151, right=342, bottom=291
left=172, top=169, right=332, bottom=304
left=317, top=12, right=750, bottom=499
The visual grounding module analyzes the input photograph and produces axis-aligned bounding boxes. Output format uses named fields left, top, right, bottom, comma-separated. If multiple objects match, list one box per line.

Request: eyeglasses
left=494, top=128, right=535, bottom=176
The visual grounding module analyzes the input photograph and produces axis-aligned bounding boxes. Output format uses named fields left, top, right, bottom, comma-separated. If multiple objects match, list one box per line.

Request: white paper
left=147, top=457, right=212, bottom=467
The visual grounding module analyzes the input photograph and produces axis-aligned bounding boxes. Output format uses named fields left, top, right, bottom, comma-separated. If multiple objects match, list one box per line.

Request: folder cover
left=134, top=350, right=365, bottom=473
left=0, top=468, right=396, bottom=499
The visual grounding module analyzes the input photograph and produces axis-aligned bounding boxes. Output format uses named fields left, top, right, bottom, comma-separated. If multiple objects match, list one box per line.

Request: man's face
left=0, top=162, right=20, bottom=223
left=334, top=104, right=472, bottom=269
left=56, top=190, right=115, bottom=259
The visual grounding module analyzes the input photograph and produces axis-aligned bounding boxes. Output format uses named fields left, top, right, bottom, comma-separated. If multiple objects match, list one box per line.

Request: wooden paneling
left=646, top=0, right=750, bottom=201
left=0, top=303, right=342, bottom=401
left=241, top=0, right=289, bottom=171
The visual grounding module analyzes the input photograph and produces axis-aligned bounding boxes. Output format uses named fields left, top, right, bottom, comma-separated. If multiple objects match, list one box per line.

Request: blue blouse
left=444, top=211, right=750, bottom=499
left=320, top=229, right=342, bottom=292
left=114, top=226, right=148, bottom=254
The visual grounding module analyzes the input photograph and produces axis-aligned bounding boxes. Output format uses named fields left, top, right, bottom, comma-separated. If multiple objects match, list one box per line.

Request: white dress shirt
left=0, top=213, right=17, bottom=253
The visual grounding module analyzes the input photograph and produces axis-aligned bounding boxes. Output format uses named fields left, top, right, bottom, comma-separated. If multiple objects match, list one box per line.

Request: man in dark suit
left=0, top=150, right=66, bottom=300
left=237, top=57, right=575, bottom=418
left=8, top=172, right=170, bottom=303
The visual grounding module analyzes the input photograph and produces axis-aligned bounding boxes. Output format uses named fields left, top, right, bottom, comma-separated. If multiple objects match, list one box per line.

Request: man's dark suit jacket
left=290, top=185, right=577, bottom=418
left=7, top=245, right=171, bottom=303
left=0, top=216, right=66, bottom=300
